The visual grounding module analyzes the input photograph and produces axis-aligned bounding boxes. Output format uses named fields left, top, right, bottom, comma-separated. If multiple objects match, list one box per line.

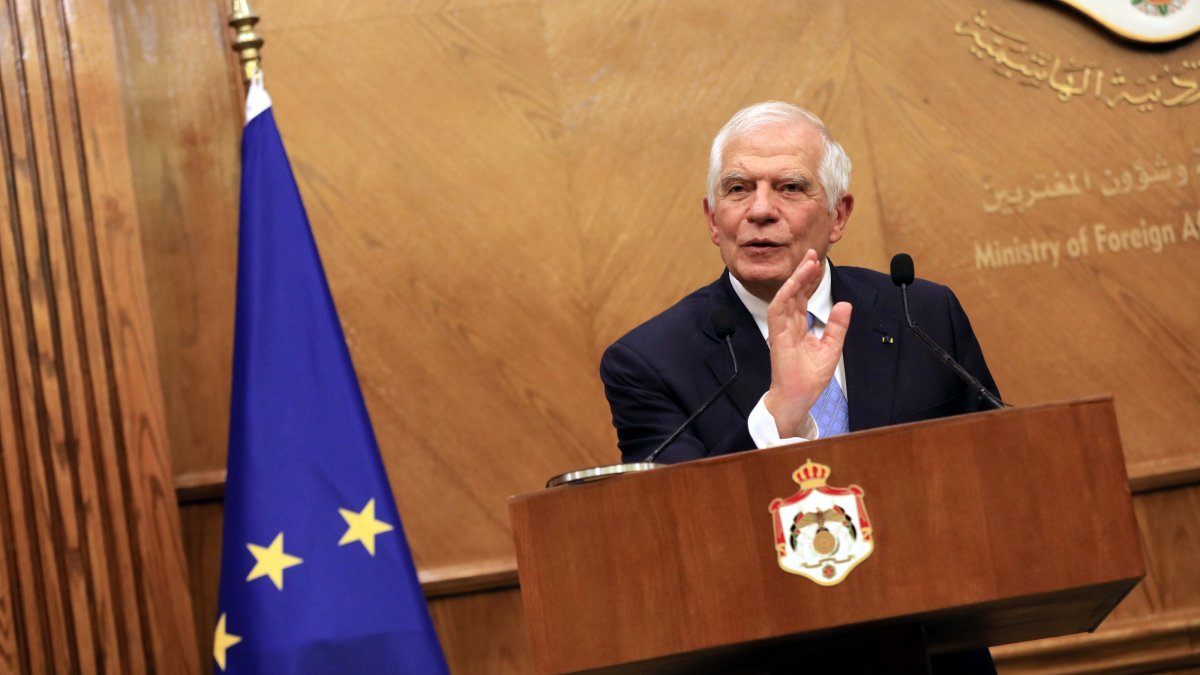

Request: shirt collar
left=728, top=261, right=833, bottom=341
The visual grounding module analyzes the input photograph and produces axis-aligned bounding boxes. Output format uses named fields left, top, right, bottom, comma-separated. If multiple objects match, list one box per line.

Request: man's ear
left=704, top=197, right=720, bottom=246
left=828, top=192, right=854, bottom=245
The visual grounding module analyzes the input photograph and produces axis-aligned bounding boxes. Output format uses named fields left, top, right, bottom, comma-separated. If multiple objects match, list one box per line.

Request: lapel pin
left=881, top=335, right=894, bottom=345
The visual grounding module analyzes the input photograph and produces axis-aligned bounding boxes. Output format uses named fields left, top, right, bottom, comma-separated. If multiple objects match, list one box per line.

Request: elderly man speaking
left=599, top=100, right=1002, bottom=673
left=601, top=101, right=999, bottom=468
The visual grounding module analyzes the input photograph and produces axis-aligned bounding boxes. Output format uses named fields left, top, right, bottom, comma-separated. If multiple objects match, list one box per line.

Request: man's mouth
left=744, top=240, right=782, bottom=249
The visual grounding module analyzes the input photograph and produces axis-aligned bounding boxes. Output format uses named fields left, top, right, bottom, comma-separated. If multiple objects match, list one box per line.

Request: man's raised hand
left=762, top=250, right=852, bottom=438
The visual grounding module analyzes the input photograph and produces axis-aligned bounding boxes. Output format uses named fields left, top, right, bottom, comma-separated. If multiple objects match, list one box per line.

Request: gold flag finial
left=229, top=0, right=263, bottom=83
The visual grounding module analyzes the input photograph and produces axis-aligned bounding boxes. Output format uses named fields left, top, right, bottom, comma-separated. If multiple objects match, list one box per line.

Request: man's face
left=704, top=121, right=853, bottom=302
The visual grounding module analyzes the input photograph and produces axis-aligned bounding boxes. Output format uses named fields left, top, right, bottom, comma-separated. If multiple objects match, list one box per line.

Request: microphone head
left=890, top=253, right=915, bottom=287
left=710, top=307, right=737, bottom=339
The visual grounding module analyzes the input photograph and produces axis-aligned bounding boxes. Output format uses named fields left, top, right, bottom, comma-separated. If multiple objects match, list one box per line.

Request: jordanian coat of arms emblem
left=768, top=460, right=874, bottom=586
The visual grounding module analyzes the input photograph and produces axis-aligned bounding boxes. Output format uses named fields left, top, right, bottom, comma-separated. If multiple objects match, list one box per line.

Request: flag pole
left=229, top=0, right=263, bottom=84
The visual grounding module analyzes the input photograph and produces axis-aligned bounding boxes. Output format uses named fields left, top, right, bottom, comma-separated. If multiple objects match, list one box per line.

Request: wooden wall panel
left=847, top=0, right=1200, bottom=472
left=258, top=1, right=617, bottom=573
left=540, top=0, right=888, bottom=359
left=100, top=0, right=1200, bottom=671
left=427, top=588, right=533, bottom=674
left=0, top=0, right=198, bottom=672
left=843, top=2, right=1200, bottom=666
left=180, top=501, right=224, bottom=675
left=109, top=0, right=244, bottom=478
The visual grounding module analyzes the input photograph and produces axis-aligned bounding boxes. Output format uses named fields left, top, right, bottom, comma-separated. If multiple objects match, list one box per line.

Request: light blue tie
left=807, top=311, right=849, bottom=437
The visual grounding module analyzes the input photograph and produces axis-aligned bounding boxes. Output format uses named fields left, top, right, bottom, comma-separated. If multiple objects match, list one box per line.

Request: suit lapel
left=703, top=273, right=771, bottom=419
left=833, top=266, right=900, bottom=432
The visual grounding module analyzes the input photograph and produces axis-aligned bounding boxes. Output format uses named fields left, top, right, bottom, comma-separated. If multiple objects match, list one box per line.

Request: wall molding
left=1127, top=456, right=1200, bottom=494
left=176, top=457, right=1200, bottom=506
left=174, top=459, right=1195, bottom=603
left=992, top=608, right=1200, bottom=673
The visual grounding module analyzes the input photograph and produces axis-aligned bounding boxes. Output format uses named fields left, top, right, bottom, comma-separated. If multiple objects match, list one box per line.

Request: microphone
left=890, top=254, right=1005, bottom=410
left=890, top=252, right=914, bottom=287
left=710, top=306, right=737, bottom=341
left=644, top=308, right=740, bottom=463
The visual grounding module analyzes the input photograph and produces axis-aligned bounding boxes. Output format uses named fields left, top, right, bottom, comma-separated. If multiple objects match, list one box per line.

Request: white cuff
left=747, top=394, right=818, bottom=448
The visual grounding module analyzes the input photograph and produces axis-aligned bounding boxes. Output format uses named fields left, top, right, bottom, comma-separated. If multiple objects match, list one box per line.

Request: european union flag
left=214, top=80, right=449, bottom=674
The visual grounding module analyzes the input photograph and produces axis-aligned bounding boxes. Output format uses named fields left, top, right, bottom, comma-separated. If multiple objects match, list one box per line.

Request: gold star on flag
left=338, top=498, right=395, bottom=556
left=246, top=532, right=303, bottom=590
left=213, top=612, right=242, bottom=671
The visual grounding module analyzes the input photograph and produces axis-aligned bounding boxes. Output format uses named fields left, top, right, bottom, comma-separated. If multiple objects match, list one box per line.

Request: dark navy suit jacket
left=601, top=264, right=1000, bottom=464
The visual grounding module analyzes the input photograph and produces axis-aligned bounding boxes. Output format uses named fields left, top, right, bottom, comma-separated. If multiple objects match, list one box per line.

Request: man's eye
left=727, top=184, right=747, bottom=194
left=781, top=183, right=803, bottom=193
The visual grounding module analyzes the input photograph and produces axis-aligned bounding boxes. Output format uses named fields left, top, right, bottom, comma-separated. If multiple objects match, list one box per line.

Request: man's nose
left=747, top=183, right=777, bottom=224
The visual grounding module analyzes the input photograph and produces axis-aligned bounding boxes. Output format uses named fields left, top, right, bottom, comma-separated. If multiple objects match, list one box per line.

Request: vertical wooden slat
left=27, top=1, right=116, bottom=671
left=0, top=5, right=38, bottom=671
left=70, top=0, right=199, bottom=669
left=0, top=0, right=200, bottom=672
left=1, top=0, right=79, bottom=669
left=42, top=0, right=145, bottom=670
left=0, top=55, right=35, bottom=664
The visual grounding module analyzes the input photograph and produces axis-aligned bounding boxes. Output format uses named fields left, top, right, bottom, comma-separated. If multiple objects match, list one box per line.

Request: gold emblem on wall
left=1060, top=0, right=1200, bottom=43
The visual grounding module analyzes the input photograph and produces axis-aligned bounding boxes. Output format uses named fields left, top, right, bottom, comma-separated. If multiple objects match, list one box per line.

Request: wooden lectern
left=509, top=398, right=1144, bottom=674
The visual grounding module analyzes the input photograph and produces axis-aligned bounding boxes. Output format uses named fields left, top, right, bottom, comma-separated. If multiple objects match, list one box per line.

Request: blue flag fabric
left=214, top=81, right=449, bottom=674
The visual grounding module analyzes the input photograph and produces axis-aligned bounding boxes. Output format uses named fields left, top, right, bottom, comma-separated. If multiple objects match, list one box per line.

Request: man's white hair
left=706, top=101, right=851, bottom=215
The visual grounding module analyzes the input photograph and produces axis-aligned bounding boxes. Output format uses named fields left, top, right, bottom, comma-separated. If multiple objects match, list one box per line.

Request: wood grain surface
left=0, top=0, right=200, bottom=672
left=95, top=0, right=1200, bottom=671
left=511, top=399, right=1143, bottom=673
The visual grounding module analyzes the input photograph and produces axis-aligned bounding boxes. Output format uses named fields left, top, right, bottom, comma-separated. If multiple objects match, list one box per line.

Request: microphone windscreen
left=890, top=253, right=915, bottom=287
left=710, top=307, right=737, bottom=339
